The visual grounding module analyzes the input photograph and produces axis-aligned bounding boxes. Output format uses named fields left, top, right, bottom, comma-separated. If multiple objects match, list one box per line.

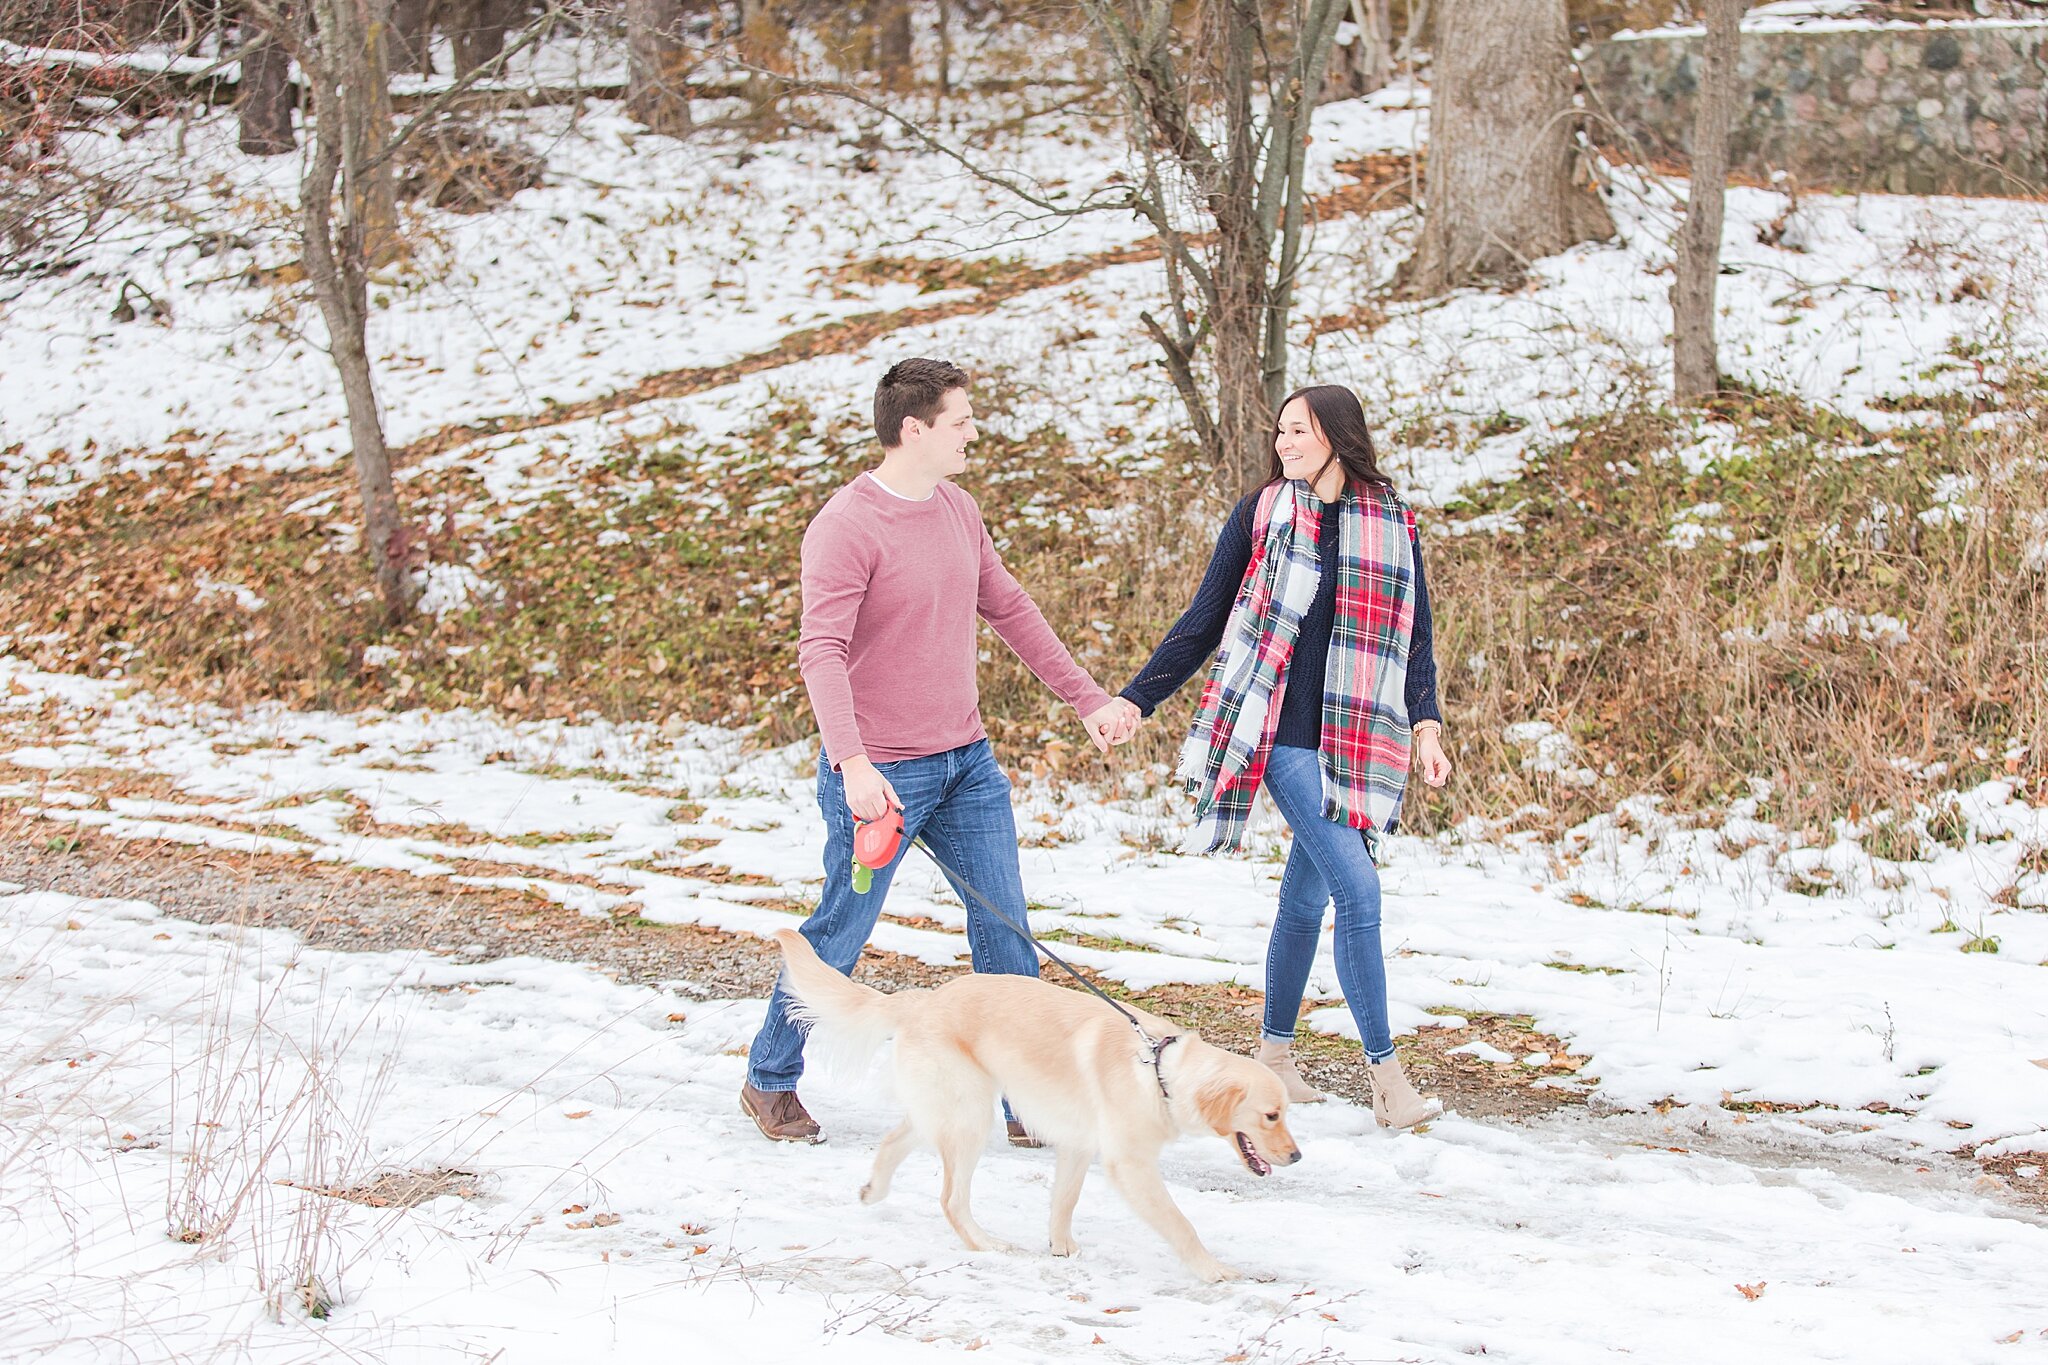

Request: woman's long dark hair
left=1260, top=384, right=1393, bottom=496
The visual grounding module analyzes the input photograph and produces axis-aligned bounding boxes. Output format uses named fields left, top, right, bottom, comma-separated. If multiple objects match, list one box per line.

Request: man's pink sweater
left=798, top=473, right=1112, bottom=765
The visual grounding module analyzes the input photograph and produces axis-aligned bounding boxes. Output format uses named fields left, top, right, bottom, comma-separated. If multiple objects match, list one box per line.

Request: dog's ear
left=1193, top=1075, right=1246, bottom=1136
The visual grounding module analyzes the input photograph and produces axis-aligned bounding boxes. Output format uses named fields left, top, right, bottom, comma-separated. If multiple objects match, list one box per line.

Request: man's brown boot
left=1005, top=1118, right=1043, bottom=1149
left=741, top=1082, right=823, bottom=1144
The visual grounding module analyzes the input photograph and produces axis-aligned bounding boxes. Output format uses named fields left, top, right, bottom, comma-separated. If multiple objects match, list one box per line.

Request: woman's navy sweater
left=1119, top=490, right=1443, bottom=749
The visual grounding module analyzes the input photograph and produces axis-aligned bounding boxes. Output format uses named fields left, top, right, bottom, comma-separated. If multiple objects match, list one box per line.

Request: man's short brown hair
left=874, top=358, right=969, bottom=448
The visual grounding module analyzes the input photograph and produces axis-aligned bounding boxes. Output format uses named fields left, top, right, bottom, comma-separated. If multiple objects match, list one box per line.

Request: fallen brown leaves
left=289, top=1166, right=482, bottom=1209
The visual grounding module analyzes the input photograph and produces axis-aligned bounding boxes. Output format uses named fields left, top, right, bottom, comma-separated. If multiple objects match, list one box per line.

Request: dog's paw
left=1191, top=1259, right=1244, bottom=1283
left=965, top=1237, right=1021, bottom=1256
left=1049, top=1235, right=1079, bottom=1258
left=858, top=1182, right=888, bottom=1205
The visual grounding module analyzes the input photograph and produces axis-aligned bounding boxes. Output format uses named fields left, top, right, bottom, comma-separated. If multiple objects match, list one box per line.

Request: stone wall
left=1580, top=20, right=2048, bottom=196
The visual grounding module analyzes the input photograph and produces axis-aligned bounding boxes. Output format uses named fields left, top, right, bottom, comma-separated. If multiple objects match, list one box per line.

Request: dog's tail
left=771, top=928, right=919, bottom=1078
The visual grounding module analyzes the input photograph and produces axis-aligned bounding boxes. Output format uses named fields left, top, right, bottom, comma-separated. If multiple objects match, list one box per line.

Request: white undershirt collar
left=865, top=470, right=936, bottom=502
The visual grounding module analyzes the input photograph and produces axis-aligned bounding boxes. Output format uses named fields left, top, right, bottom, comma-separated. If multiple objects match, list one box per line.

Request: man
left=740, top=357, right=1134, bottom=1144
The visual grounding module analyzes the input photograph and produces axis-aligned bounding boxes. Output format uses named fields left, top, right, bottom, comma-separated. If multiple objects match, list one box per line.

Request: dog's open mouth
left=1234, top=1131, right=1272, bottom=1177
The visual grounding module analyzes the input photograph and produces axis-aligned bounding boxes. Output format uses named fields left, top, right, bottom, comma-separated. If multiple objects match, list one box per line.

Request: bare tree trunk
left=737, top=0, right=790, bottom=125
left=301, top=0, right=415, bottom=616
left=625, top=0, right=693, bottom=133
left=259, top=0, right=550, bottom=620
left=1211, top=0, right=1269, bottom=490
left=236, top=31, right=296, bottom=154
left=1400, top=0, right=1613, bottom=294
left=339, top=0, right=399, bottom=266
left=1324, top=0, right=1392, bottom=102
left=448, top=0, right=509, bottom=79
left=875, top=0, right=913, bottom=91
left=1671, top=0, right=1747, bottom=403
left=1362, top=0, right=1393, bottom=89
left=1397, top=0, right=1428, bottom=64
left=388, top=0, right=436, bottom=74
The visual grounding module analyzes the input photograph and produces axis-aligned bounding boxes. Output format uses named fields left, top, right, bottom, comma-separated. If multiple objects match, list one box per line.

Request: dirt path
left=394, top=243, right=1166, bottom=463
left=0, top=803, right=1571, bottom=1123
left=392, top=152, right=1418, bottom=463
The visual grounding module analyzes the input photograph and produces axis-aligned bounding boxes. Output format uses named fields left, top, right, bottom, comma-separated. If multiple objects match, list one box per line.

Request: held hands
left=1413, top=726, right=1453, bottom=788
left=841, top=697, right=1142, bottom=819
left=838, top=754, right=901, bottom=822
left=1082, top=697, right=1143, bottom=754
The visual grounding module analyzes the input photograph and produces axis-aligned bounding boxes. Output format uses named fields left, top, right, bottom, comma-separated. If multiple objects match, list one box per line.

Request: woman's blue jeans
left=1259, top=744, right=1395, bottom=1063
left=746, top=739, right=1039, bottom=1094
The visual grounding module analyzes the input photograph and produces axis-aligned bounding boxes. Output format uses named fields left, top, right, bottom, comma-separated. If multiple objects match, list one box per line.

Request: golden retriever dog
left=770, top=928, right=1301, bottom=1282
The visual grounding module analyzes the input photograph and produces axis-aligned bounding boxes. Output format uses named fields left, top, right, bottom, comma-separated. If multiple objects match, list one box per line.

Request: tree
left=1324, top=0, right=1393, bottom=102
left=737, top=0, right=791, bottom=123
left=388, top=0, right=437, bottom=75
left=1670, top=0, right=1748, bottom=403
left=236, top=26, right=297, bottom=155
left=247, top=0, right=549, bottom=616
left=292, top=0, right=412, bottom=614
left=447, top=0, right=511, bottom=79
left=1081, top=0, right=1350, bottom=490
left=1399, top=0, right=1613, bottom=294
left=625, top=0, right=693, bottom=134
left=874, top=1, right=913, bottom=90
left=753, top=1, right=1342, bottom=486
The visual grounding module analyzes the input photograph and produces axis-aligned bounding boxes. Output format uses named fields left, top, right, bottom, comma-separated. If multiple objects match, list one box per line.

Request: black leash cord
left=908, top=835, right=1181, bottom=1098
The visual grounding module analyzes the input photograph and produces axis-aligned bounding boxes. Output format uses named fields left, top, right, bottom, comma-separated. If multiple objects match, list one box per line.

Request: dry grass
left=5, top=358, right=2043, bottom=841
left=1416, top=390, right=2048, bottom=835
left=286, top=1166, right=483, bottom=1209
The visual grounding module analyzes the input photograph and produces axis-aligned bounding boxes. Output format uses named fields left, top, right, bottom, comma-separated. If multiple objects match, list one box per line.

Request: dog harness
left=1141, top=1029, right=1182, bottom=1102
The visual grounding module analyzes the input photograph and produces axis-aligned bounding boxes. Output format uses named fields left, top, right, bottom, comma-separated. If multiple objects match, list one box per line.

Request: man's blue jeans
left=746, top=739, right=1040, bottom=1093
left=1259, top=744, right=1396, bottom=1063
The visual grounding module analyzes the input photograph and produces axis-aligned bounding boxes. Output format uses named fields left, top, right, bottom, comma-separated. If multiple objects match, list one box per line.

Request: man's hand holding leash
left=838, top=754, right=901, bottom=822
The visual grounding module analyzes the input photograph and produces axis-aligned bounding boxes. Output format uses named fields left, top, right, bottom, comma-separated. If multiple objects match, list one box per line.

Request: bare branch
left=732, top=61, right=1141, bottom=222
left=364, top=10, right=569, bottom=177
left=1077, top=0, right=1224, bottom=181
left=1141, top=307, right=1220, bottom=455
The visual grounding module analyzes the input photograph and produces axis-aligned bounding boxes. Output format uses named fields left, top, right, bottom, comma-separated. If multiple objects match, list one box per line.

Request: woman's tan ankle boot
left=1366, top=1056, right=1441, bottom=1129
left=1255, top=1038, right=1326, bottom=1104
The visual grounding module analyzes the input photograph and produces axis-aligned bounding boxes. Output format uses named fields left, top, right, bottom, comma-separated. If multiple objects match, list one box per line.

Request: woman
left=1114, top=384, right=1452, bottom=1129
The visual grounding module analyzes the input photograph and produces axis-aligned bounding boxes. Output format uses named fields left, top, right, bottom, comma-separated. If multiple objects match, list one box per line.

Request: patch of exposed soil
left=0, top=806, right=1573, bottom=1123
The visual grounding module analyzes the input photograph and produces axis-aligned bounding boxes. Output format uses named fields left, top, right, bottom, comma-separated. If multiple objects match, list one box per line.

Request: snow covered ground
left=4, top=656, right=2046, bottom=1362
left=0, top=77, right=1163, bottom=496
left=7, top=76, right=2046, bottom=516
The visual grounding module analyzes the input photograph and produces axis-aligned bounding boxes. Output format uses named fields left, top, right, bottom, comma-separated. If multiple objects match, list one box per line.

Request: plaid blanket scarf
left=1177, top=478, right=1417, bottom=853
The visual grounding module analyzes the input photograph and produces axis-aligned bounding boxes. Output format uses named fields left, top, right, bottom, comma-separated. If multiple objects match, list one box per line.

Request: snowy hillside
left=6, top=81, right=2045, bottom=512
left=3, top=24, right=2048, bottom=1365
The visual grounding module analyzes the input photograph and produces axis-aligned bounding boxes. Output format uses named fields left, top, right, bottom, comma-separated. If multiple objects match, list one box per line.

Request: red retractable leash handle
left=853, top=806, right=903, bottom=867
left=849, top=806, right=904, bottom=892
